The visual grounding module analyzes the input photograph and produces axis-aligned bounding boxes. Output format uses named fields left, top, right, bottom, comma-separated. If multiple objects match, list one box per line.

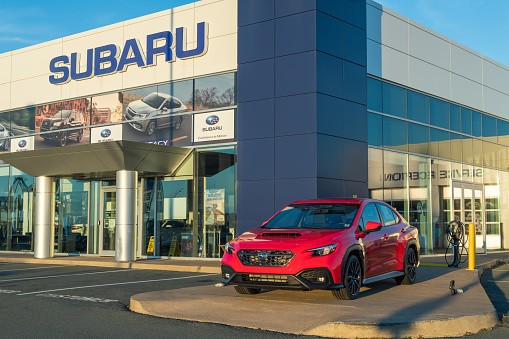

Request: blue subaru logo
left=258, top=253, right=268, bottom=260
left=18, top=140, right=27, bottom=148
left=205, top=115, right=219, bottom=125
left=100, top=129, right=111, bottom=138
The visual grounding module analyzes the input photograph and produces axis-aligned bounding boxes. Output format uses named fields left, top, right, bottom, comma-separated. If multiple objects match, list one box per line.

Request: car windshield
left=53, top=110, right=72, bottom=119
left=263, top=203, right=360, bottom=229
left=142, top=93, right=166, bottom=109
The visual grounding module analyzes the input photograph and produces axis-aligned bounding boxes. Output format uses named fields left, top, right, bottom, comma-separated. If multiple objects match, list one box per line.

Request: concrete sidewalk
left=1, top=251, right=507, bottom=338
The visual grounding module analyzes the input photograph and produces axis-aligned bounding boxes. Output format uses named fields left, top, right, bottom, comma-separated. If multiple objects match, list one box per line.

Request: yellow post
left=468, top=223, right=476, bottom=270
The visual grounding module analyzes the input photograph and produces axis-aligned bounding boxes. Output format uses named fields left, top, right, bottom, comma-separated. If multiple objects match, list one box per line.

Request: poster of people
left=204, top=188, right=225, bottom=226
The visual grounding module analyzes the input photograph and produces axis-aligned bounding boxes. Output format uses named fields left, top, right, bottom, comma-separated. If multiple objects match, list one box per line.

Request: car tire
left=77, top=129, right=83, bottom=142
left=395, top=247, right=417, bottom=285
left=60, top=131, right=68, bottom=147
left=233, top=285, right=261, bottom=295
left=332, top=255, right=362, bottom=300
left=146, top=120, right=156, bottom=136
left=174, top=116, right=182, bottom=130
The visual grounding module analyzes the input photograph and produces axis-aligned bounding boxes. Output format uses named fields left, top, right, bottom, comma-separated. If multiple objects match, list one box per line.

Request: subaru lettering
left=101, top=129, right=112, bottom=138
left=49, top=22, right=209, bottom=85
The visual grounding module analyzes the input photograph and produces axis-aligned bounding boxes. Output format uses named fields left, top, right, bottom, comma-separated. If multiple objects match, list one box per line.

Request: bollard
left=468, top=223, right=475, bottom=270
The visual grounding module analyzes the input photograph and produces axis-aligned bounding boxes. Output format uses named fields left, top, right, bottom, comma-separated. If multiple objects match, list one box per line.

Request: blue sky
left=1, top=0, right=509, bottom=66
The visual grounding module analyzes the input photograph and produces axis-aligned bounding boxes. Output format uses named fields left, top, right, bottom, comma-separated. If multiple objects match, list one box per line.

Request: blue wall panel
left=275, top=134, right=317, bottom=179
left=317, top=94, right=343, bottom=137
left=238, top=21, right=275, bottom=64
left=343, top=100, right=367, bottom=142
left=237, top=59, right=275, bottom=102
left=275, top=51, right=317, bottom=97
left=236, top=179, right=275, bottom=234
left=275, top=178, right=317, bottom=209
left=237, top=99, right=275, bottom=140
left=237, top=138, right=275, bottom=181
left=275, top=93, right=317, bottom=136
left=238, top=0, right=275, bottom=26
left=343, top=60, right=367, bottom=105
left=275, top=11, right=316, bottom=57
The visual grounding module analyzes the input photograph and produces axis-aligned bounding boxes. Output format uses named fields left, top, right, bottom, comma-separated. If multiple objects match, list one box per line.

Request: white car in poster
left=124, top=92, right=187, bottom=136
left=0, top=123, right=12, bottom=151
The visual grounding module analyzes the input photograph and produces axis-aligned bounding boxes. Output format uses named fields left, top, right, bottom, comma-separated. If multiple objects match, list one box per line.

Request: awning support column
left=116, top=170, right=137, bottom=262
left=34, top=176, right=55, bottom=259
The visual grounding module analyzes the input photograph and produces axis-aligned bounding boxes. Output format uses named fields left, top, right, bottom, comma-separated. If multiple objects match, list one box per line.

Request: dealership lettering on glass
left=49, top=22, right=209, bottom=85
left=382, top=168, right=483, bottom=182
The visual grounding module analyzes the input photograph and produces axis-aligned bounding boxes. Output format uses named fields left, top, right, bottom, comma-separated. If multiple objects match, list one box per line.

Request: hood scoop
left=261, top=232, right=303, bottom=238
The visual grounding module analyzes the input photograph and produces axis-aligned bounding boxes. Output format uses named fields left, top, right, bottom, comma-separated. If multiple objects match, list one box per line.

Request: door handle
left=383, top=234, right=389, bottom=240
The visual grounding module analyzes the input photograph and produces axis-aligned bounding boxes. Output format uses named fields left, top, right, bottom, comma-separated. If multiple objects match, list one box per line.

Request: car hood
left=128, top=100, right=157, bottom=115
left=43, top=118, right=63, bottom=124
left=230, top=227, right=348, bottom=251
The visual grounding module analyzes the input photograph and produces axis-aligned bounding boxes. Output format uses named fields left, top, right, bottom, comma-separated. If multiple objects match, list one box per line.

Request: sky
left=1, top=0, right=509, bottom=66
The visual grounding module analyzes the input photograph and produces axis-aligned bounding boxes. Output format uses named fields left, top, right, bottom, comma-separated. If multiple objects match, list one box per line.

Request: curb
left=304, top=312, right=499, bottom=338
left=0, top=256, right=221, bottom=274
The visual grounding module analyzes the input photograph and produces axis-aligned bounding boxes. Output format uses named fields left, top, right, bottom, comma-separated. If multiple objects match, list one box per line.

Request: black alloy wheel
left=146, top=120, right=156, bottom=136
left=233, top=285, right=261, bottom=295
left=59, top=131, right=68, bottom=147
left=332, top=255, right=362, bottom=300
left=174, top=116, right=182, bottom=130
left=395, top=247, right=417, bottom=285
left=76, top=129, right=83, bottom=142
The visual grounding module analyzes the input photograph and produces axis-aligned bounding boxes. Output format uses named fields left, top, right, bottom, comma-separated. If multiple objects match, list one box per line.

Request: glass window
left=194, top=73, right=235, bottom=111
left=11, top=107, right=35, bottom=136
left=430, top=98, right=449, bottom=129
left=430, top=128, right=450, bottom=159
left=483, top=141, right=498, bottom=168
left=498, top=119, right=509, bottom=145
left=382, top=116, right=407, bottom=151
left=462, top=135, right=473, bottom=164
left=158, top=79, right=193, bottom=112
left=359, top=203, right=381, bottom=230
left=382, top=82, right=407, bottom=118
left=408, top=91, right=429, bottom=124
left=368, top=148, right=384, bottom=199
left=482, top=115, right=497, bottom=141
left=473, top=138, right=483, bottom=165
left=450, top=133, right=462, bottom=162
left=472, top=111, right=482, bottom=137
left=461, top=108, right=472, bottom=135
left=408, top=155, right=430, bottom=253
left=383, top=150, right=408, bottom=220
left=450, top=105, right=461, bottom=133
left=499, top=145, right=509, bottom=171
left=430, top=159, right=451, bottom=253
left=0, top=112, right=10, bottom=159
left=377, top=203, right=398, bottom=226
left=367, top=78, right=383, bottom=112
left=367, top=113, right=382, bottom=146
left=408, top=123, right=429, bottom=155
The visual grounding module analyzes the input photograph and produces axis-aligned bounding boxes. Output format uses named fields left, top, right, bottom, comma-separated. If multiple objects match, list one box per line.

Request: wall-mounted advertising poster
left=10, top=136, right=34, bottom=152
left=10, top=107, right=35, bottom=136
left=193, top=109, right=234, bottom=144
left=34, top=98, right=91, bottom=150
left=0, top=112, right=11, bottom=164
left=91, top=93, right=122, bottom=125
left=90, top=124, right=123, bottom=144
left=122, top=81, right=193, bottom=147
left=204, top=188, right=225, bottom=226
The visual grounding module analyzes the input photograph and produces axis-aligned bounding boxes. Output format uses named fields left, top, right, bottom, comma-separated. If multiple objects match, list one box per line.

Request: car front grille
left=237, top=249, right=294, bottom=267
left=242, top=274, right=288, bottom=283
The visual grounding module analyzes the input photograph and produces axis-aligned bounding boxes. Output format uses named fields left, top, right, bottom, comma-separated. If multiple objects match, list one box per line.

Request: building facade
left=0, top=0, right=507, bottom=259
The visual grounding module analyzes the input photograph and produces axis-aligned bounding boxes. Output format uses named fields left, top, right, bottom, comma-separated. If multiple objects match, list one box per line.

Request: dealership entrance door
left=451, top=182, right=485, bottom=254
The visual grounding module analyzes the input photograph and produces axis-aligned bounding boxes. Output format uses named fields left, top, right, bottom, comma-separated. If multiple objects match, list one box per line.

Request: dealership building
left=0, top=0, right=508, bottom=260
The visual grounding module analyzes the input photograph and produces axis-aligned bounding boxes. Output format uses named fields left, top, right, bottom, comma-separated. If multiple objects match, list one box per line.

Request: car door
left=158, top=99, right=173, bottom=127
left=376, top=203, right=400, bottom=272
left=358, top=203, right=386, bottom=278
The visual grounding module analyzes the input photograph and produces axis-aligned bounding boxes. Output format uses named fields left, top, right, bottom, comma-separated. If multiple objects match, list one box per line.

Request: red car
left=221, top=198, right=419, bottom=300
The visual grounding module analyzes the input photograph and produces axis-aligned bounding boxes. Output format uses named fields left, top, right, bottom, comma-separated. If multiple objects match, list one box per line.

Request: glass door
left=451, top=182, right=485, bottom=254
left=99, top=187, right=116, bottom=256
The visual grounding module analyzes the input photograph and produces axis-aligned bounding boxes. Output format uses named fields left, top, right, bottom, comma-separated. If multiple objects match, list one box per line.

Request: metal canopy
left=0, top=141, right=192, bottom=178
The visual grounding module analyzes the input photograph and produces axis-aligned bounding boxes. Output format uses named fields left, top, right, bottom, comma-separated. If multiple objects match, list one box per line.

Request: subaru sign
left=205, top=115, right=219, bottom=125
left=49, top=22, right=209, bottom=85
left=100, top=129, right=112, bottom=138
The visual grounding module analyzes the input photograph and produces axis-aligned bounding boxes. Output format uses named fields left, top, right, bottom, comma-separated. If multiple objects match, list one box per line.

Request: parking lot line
left=17, top=273, right=219, bottom=296
left=0, top=269, right=132, bottom=283
left=0, top=265, right=63, bottom=272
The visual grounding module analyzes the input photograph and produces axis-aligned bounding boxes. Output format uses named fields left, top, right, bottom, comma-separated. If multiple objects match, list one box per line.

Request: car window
left=377, top=203, right=398, bottom=226
left=392, top=210, right=400, bottom=224
left=359, top=203, right=381, bottom=230
left=170, top=99, right=182, bottom=109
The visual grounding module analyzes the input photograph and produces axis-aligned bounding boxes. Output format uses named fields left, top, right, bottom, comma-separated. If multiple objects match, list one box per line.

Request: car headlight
left=307, top=243, right=338, bottom=256
left=53, top=121, right=62, bottom=127
left=225, top=243, right=235, bottom=254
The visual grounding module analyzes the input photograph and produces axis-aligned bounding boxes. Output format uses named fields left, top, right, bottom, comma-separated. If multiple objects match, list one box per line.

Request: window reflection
left=430, top=98, right=449, bottom=130
left=194, top=73, right=235, bottom=111
left=408, top=123, right=429, bottom=155
left=382, top=116, right=407, bottom=151
left=408, top=91, right=429, bottom=124
left=382, top=82, right=407, bottom=118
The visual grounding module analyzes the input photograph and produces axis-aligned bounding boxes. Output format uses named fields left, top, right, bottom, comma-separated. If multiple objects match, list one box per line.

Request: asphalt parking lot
left=0, top=262, right=328, bottom=339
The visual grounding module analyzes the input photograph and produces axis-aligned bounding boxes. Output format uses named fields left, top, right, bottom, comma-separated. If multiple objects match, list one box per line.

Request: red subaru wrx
left=221, top=198, right=420, bottom=300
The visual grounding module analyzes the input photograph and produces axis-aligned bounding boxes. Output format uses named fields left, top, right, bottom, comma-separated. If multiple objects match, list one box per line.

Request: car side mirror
left=261, top=221, right=268, bottom=227
left=365, top=221, right=382, bottom=233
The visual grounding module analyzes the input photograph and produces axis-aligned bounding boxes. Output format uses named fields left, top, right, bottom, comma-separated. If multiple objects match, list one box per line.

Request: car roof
left=290, top=198, right=370, bottom=204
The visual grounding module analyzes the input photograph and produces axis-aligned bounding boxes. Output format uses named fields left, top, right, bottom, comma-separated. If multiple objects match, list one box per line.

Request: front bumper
left=221, top=264, right=343, bottom=290
left=124, top=113, right=149, bottom=132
